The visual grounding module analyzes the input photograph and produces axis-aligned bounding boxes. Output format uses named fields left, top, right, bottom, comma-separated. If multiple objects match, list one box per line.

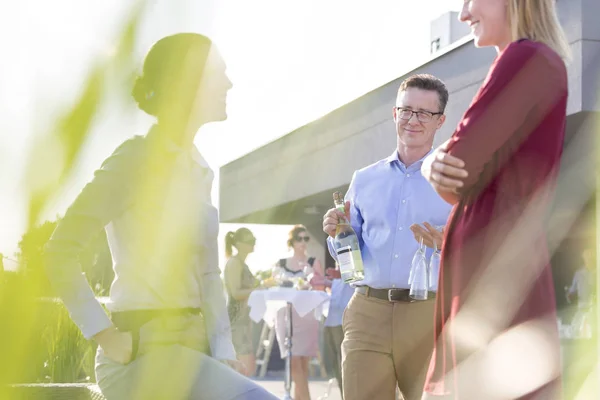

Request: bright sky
left=0, top=0, right=460, bottom=267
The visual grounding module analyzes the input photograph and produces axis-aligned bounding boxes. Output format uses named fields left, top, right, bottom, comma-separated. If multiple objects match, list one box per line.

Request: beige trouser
left=341, top=291, right=435, bottom=400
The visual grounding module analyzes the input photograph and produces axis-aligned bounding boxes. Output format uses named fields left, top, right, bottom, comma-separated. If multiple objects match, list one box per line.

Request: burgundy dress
left=424, top=40, right=568, bottom=399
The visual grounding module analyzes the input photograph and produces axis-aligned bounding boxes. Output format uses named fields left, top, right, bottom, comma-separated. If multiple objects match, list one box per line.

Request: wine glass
left=272, top=266, right=286, bottom=286
left=409, top=237, right=426, bottom=285
left=409, top=251, right=428, bottom=300
left=301, top=264, right=315, bottom=290
left=303, top=263, right=314, bottom=282
left=428, top=241, right=441, bottom=291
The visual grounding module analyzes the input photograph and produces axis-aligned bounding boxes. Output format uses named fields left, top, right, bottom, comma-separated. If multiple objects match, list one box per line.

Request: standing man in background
left=322, top=74, right=453, bottom=400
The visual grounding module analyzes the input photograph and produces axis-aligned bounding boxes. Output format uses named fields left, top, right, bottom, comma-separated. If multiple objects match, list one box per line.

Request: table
left=248, top=288, right=330, bottom=400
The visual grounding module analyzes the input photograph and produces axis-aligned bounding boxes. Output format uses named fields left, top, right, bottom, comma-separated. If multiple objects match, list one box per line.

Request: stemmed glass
left=303, top=263, right=314, bottom=282
left=428, top=241, right=441, bottom=291
left=272, top=266, right=286, bottom=286
left=409, top=237, right=426, bottom=285
left=409, top=237, right=429, bottom=300
left=300, top=263, right=314, bottom=290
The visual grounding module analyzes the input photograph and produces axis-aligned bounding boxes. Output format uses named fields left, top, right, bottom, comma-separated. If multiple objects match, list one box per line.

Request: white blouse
left=45, top=126, right=235, bottom=360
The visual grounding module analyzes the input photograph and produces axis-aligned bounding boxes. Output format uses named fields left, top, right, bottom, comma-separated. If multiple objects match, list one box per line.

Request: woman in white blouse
left=45, top=33, right=277, bottom=400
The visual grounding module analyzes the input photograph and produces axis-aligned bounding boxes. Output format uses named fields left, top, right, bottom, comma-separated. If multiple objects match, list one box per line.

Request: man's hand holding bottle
left=322, top=200, right=350, bottom=238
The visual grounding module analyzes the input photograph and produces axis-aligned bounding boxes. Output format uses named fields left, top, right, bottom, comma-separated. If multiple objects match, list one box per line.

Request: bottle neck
left=335, top=204, right=348, bottom=224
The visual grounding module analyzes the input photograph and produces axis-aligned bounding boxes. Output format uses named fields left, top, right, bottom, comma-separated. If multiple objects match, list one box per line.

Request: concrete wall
left=430, top=11, right=470, bottom=54
left=581, top=0, right=600, bottom=111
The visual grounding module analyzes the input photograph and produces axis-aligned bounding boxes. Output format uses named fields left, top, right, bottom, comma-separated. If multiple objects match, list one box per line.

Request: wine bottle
left=332, top=191, right=364, bottom=283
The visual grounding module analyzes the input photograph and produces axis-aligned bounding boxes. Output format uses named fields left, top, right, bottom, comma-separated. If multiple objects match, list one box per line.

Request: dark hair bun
left=132, top=76, right=158, bottom=116
left=133, top=33, right=213, bottom=120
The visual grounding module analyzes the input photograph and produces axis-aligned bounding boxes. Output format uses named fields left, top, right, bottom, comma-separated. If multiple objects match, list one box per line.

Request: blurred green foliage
left=0, top=2, right=146, bottom=397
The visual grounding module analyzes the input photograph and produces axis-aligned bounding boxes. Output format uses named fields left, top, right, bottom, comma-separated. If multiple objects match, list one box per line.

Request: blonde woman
left=224, top=228, right=258, bottom=377
left=421, top=1, right=570, bottom=399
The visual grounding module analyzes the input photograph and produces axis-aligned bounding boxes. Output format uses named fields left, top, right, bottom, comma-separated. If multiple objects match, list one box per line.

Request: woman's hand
left=259, top=277, right=277, bottom=289
left=422, top=140, right=468, bottom=204
left=93, top=326, right=133, bottom=364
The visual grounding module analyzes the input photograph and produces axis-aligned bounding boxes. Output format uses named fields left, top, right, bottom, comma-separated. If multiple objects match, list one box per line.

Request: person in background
left=566, top=247, right=596, bottom=310
left=420, top=0, right=570, bottom=398
left=44, top=33, right=277, bottom=400
left=323, top=263, right=354, bottom=399
left=273, top=224, right=324, bottom=400
left=224, top=227, right=259, bottom=377
left=566, top=247, right=596, bottom=337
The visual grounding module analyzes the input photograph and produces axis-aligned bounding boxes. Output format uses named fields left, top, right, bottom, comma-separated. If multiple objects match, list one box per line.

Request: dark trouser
left=324, top=325, right=344, bottom=398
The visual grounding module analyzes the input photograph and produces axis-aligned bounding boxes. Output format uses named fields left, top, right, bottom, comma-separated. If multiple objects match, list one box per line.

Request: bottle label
left=336, top=246, right=354, bottom=274
left=336, top=246, right=363, bottom=275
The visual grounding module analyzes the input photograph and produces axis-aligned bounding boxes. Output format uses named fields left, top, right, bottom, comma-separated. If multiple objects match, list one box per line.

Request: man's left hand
left=221, top=359, right=248, bottom=376
left=410, top=222, right=443, bottom=250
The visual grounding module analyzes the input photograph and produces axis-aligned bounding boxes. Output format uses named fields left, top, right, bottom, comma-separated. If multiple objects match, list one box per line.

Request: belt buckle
left=387, top=289, right=407, bottom=302
left=387, top=289, right=415, bottom=303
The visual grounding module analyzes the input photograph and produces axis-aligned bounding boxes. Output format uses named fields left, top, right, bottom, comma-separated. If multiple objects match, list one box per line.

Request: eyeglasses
left=295, top=236, right=310, bottom=243
left=395, top=107, right=443, bottom=123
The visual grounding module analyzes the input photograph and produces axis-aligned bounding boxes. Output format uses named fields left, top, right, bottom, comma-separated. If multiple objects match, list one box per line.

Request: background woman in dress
left=421, top=0, right=570, bottom=399
left=45, top=33, right=277, bottom=400
left=224, top=227, right=259, bottom=377
left=273, top=224, right=324, bottom=400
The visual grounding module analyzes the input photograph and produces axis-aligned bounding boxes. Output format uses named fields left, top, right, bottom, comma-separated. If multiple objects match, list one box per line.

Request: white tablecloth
left=248, top=287, right=330, bottom=327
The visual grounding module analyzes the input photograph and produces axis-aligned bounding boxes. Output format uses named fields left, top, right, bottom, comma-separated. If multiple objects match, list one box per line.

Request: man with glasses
left=322, top=74, right=453, bottom=400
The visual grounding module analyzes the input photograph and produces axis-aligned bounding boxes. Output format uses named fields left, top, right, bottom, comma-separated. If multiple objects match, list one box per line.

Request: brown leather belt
left=356, top=286, right=436, bottom=303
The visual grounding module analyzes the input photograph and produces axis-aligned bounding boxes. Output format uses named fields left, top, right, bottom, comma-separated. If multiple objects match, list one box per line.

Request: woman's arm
left=44, top=138, right=142, bottom=339
left=312, top=258, right=324, bottom=277
left=224, top=258, right=254, bottom=301
left=446, top=41, right=567, bottom=197
left=44, top=138, right=144, bottom=364
left=310, top=258, right=329, bottom=290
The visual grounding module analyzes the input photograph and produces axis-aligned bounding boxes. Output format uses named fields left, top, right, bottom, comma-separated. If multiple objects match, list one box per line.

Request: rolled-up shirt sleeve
left=44, top=139, right=141, bottom=339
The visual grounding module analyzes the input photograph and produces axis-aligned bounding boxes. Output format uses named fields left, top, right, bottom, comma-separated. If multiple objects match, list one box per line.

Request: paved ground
left=253, top=378, right=342, bottom=400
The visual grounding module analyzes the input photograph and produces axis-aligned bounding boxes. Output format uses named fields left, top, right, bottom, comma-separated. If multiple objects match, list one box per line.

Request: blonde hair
left=508, top=0, right=571, bottom=61
left=224, top=227, right=254, bottom=258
